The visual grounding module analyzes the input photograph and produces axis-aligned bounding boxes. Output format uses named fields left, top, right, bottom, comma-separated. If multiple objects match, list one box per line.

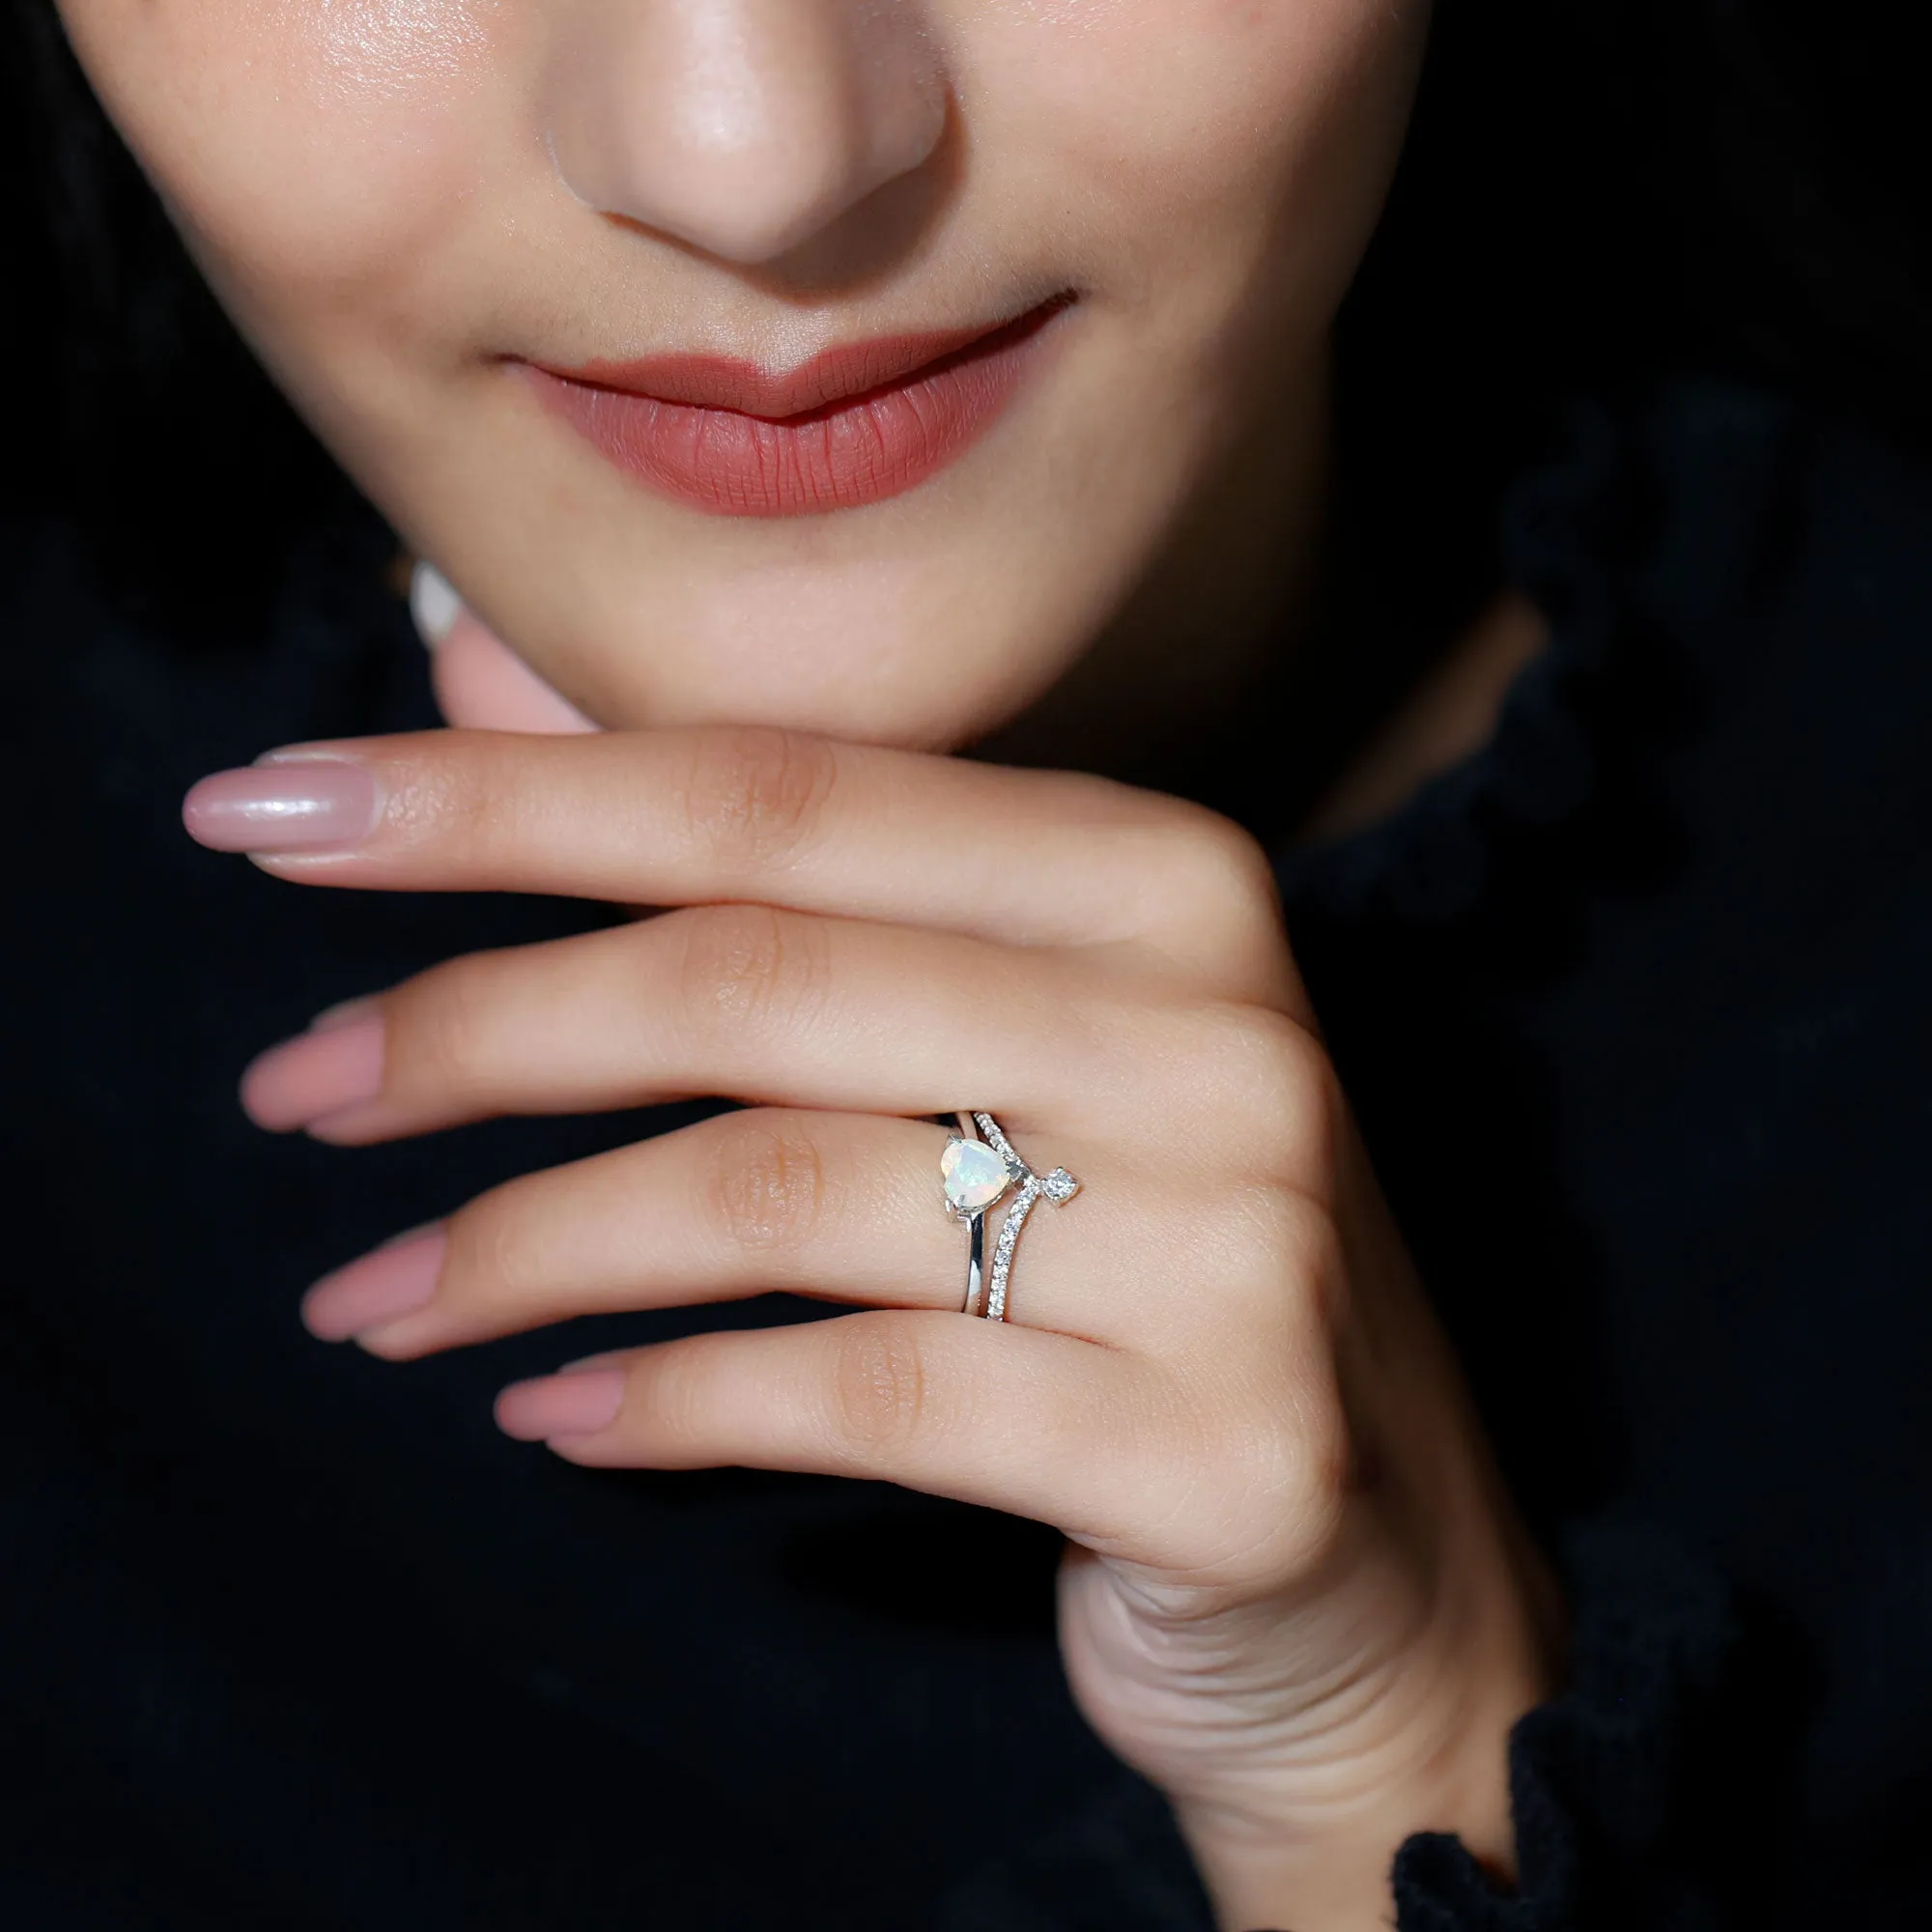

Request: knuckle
left=674, top=902, right=830, bottom=1040
left=1171, top=1006, right=1342, bottom=1179
left=703, top=1112, right=833, bottom=1256
left=1139, top=1360, right=1351, bottom=1589
left=1235, top=1001, right=1331, bottom=1092
left=639, top=1341, right=717, bottom=1459
left=450, top=1183, right=552, bottom=1309
left=826, top=1317, right=937, bottom=1456
left=1270, top=1391, right=1355, bottom=1575
left=1231, top=1009, right=1345, bottom=1172
left=1127, top=807, right=1284, bottom=953
left=1165, top=811, right=1282, bottom=928
left=397, top=952, right=503, bottom=1094
left=401, top=736, right=522, bottom=853
left=1236, top=1185, right=1349, bottom=1331
left=681, top=726, right=839, bottom=873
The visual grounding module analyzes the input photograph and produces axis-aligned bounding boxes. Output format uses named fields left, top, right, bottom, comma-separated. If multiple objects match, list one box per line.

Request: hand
left=187, top=724, right=1552, bottom=1931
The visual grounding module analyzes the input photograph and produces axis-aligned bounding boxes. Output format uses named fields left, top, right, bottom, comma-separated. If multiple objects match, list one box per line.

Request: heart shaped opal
left=941, top=1136, right=1011, bottom=1215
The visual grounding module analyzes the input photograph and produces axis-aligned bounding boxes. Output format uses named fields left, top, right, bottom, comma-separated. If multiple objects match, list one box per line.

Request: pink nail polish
left=495, top=1370, right=627, bottom=1441
left=182, top=760, right=381, bottom=853
left=241, top=1015, right=385, bottom=1131
left=309, top=997, right=379, bottom=1034
left=301, top=1228, right=447, bottom=1343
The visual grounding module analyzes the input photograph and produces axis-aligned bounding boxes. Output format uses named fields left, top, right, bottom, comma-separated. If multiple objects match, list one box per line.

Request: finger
left=238, top=903, right=1318, bottom=1160
left=304, top=1109, right=964, bottom=1352
left=301, top=1106, right=1229, bottom=1361
left=412, top=563, right=601, bottom=735
left=491, top=1309, right=1167, bottom=1550
left=182, top=725, right=1298, bottom=1008
left=432, top=611, right=602, bottom=736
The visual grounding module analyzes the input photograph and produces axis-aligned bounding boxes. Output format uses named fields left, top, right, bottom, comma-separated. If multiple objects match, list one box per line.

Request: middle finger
left=242, top=903, right=1264, bottom=1149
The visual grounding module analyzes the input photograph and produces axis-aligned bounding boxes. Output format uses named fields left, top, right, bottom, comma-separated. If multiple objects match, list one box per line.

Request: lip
left=519, top=294, right=1074, bottom=518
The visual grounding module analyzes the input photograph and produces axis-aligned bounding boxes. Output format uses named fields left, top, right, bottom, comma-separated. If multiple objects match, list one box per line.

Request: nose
left=544, top=0, right=950, bottom=267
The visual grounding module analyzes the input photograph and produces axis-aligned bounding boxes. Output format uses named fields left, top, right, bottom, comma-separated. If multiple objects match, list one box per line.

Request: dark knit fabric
left=1282, top=381, right=1932, bottom=1928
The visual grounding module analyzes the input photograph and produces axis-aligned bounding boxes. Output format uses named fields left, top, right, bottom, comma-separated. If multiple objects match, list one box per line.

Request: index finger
left=184, top=725, right=1302, bottom=1009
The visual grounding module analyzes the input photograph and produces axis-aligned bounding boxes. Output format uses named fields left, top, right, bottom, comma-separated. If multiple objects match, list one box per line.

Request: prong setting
left=940, top=1113, right=1080, bottom=1321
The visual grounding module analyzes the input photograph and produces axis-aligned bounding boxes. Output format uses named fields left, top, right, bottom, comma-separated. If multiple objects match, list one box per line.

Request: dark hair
left=0, top=0, right=355, bottom=623
left=5, top=0, right=1929, bottom=630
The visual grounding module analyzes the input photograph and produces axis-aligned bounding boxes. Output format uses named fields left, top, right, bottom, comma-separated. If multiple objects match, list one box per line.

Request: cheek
left=1022, top=0, right=1422, bottom=143
left=981, top=0, right=1428, bottom=290
left=58, top=0, right=501, bottom=300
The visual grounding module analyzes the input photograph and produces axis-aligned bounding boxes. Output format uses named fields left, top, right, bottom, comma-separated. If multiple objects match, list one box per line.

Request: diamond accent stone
left=946, top=1113, right=1080, bottom=1322
left=942, top=1136, right=1011, bottom=1215
left=985, top=1179, right=1042, bottom=1322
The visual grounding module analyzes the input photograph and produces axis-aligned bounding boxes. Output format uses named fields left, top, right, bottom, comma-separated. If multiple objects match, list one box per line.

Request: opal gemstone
left=942, top=1136, right=1010, bottom=1214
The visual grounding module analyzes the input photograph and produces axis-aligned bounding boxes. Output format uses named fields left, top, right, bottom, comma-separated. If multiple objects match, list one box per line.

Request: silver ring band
left=954, top=1112, right=988, bottom=1317
left=940, top=1112, right=1079, bottom=1322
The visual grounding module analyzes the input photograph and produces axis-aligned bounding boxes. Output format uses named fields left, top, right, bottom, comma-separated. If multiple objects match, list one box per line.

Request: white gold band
left=940, top=1111, right=1079, bottom=1322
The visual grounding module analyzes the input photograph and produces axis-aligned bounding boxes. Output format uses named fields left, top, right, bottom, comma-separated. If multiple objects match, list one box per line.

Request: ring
left=940, top=1112, right=1079, bottom=1321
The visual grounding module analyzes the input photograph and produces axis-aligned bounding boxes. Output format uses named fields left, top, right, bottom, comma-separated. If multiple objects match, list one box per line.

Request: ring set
left=940, top=1113, right=1078, bottom=1321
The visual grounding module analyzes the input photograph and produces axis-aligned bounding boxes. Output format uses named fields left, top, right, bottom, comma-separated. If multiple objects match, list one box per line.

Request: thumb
left=410, top=562, right=599, bottom=735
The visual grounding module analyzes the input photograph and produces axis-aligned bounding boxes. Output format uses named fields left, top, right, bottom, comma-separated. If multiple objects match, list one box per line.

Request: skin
left=62, top=0, right=1411, bottom=752
left=62, top=1, right=1555, bottom=1923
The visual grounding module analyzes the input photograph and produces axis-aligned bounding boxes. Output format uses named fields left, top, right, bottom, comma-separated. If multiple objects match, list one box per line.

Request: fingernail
left=241, top=1013, right=385, bottom=1131
left=410, top=559, right=462, bottom=648
left=182, top=760, right=381, bottom=854
left=557, top=1350, right=632, bottom=1373
left=309, top=997, right=380, bottom=1034
left=378, top=1224, right=446, bottom=1262
left=495, top=1369, right=627, bottom=1441
left=301, top=1227, right=446, bottom=1342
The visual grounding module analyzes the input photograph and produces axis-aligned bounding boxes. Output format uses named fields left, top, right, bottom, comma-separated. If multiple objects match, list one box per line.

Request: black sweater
left=3, top=379, right=1927, bottom=1929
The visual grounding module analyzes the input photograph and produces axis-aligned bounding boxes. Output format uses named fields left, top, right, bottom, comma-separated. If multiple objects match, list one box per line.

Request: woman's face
left=60, top=0, right=1429, bottom=748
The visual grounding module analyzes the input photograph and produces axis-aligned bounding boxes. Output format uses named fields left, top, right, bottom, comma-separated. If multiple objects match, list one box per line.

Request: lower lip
left=522, top=299, right=1069, bottom=519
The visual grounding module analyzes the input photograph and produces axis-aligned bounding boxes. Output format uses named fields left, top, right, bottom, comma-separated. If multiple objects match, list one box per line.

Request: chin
left=478, top=527, right=1099, bottom=753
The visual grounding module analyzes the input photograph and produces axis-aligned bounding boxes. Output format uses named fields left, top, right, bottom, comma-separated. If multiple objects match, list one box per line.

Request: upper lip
left=528, top=294, right=1073, bottom=422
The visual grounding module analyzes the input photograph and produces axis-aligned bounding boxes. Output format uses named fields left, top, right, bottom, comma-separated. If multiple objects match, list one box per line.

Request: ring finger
left=302, top=1105, right=1208, bottom=1360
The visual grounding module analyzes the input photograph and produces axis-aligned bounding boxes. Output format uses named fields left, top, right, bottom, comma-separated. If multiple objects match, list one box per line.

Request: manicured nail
left=183, top=759, right=381, bottom=854
left=308, top=997, right=380, bottom=1035
left=495, top=1370, right=627, bottom=1441
left=410, top=559, right=462, bottom=647
left=241, top=1012, right=384, bottom=1131
left=301, top=1227, right=446, bottom=1342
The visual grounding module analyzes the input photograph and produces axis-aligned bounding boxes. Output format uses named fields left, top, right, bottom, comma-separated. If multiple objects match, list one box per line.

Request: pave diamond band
left=940, top=1112, right=1079, bottom=1321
